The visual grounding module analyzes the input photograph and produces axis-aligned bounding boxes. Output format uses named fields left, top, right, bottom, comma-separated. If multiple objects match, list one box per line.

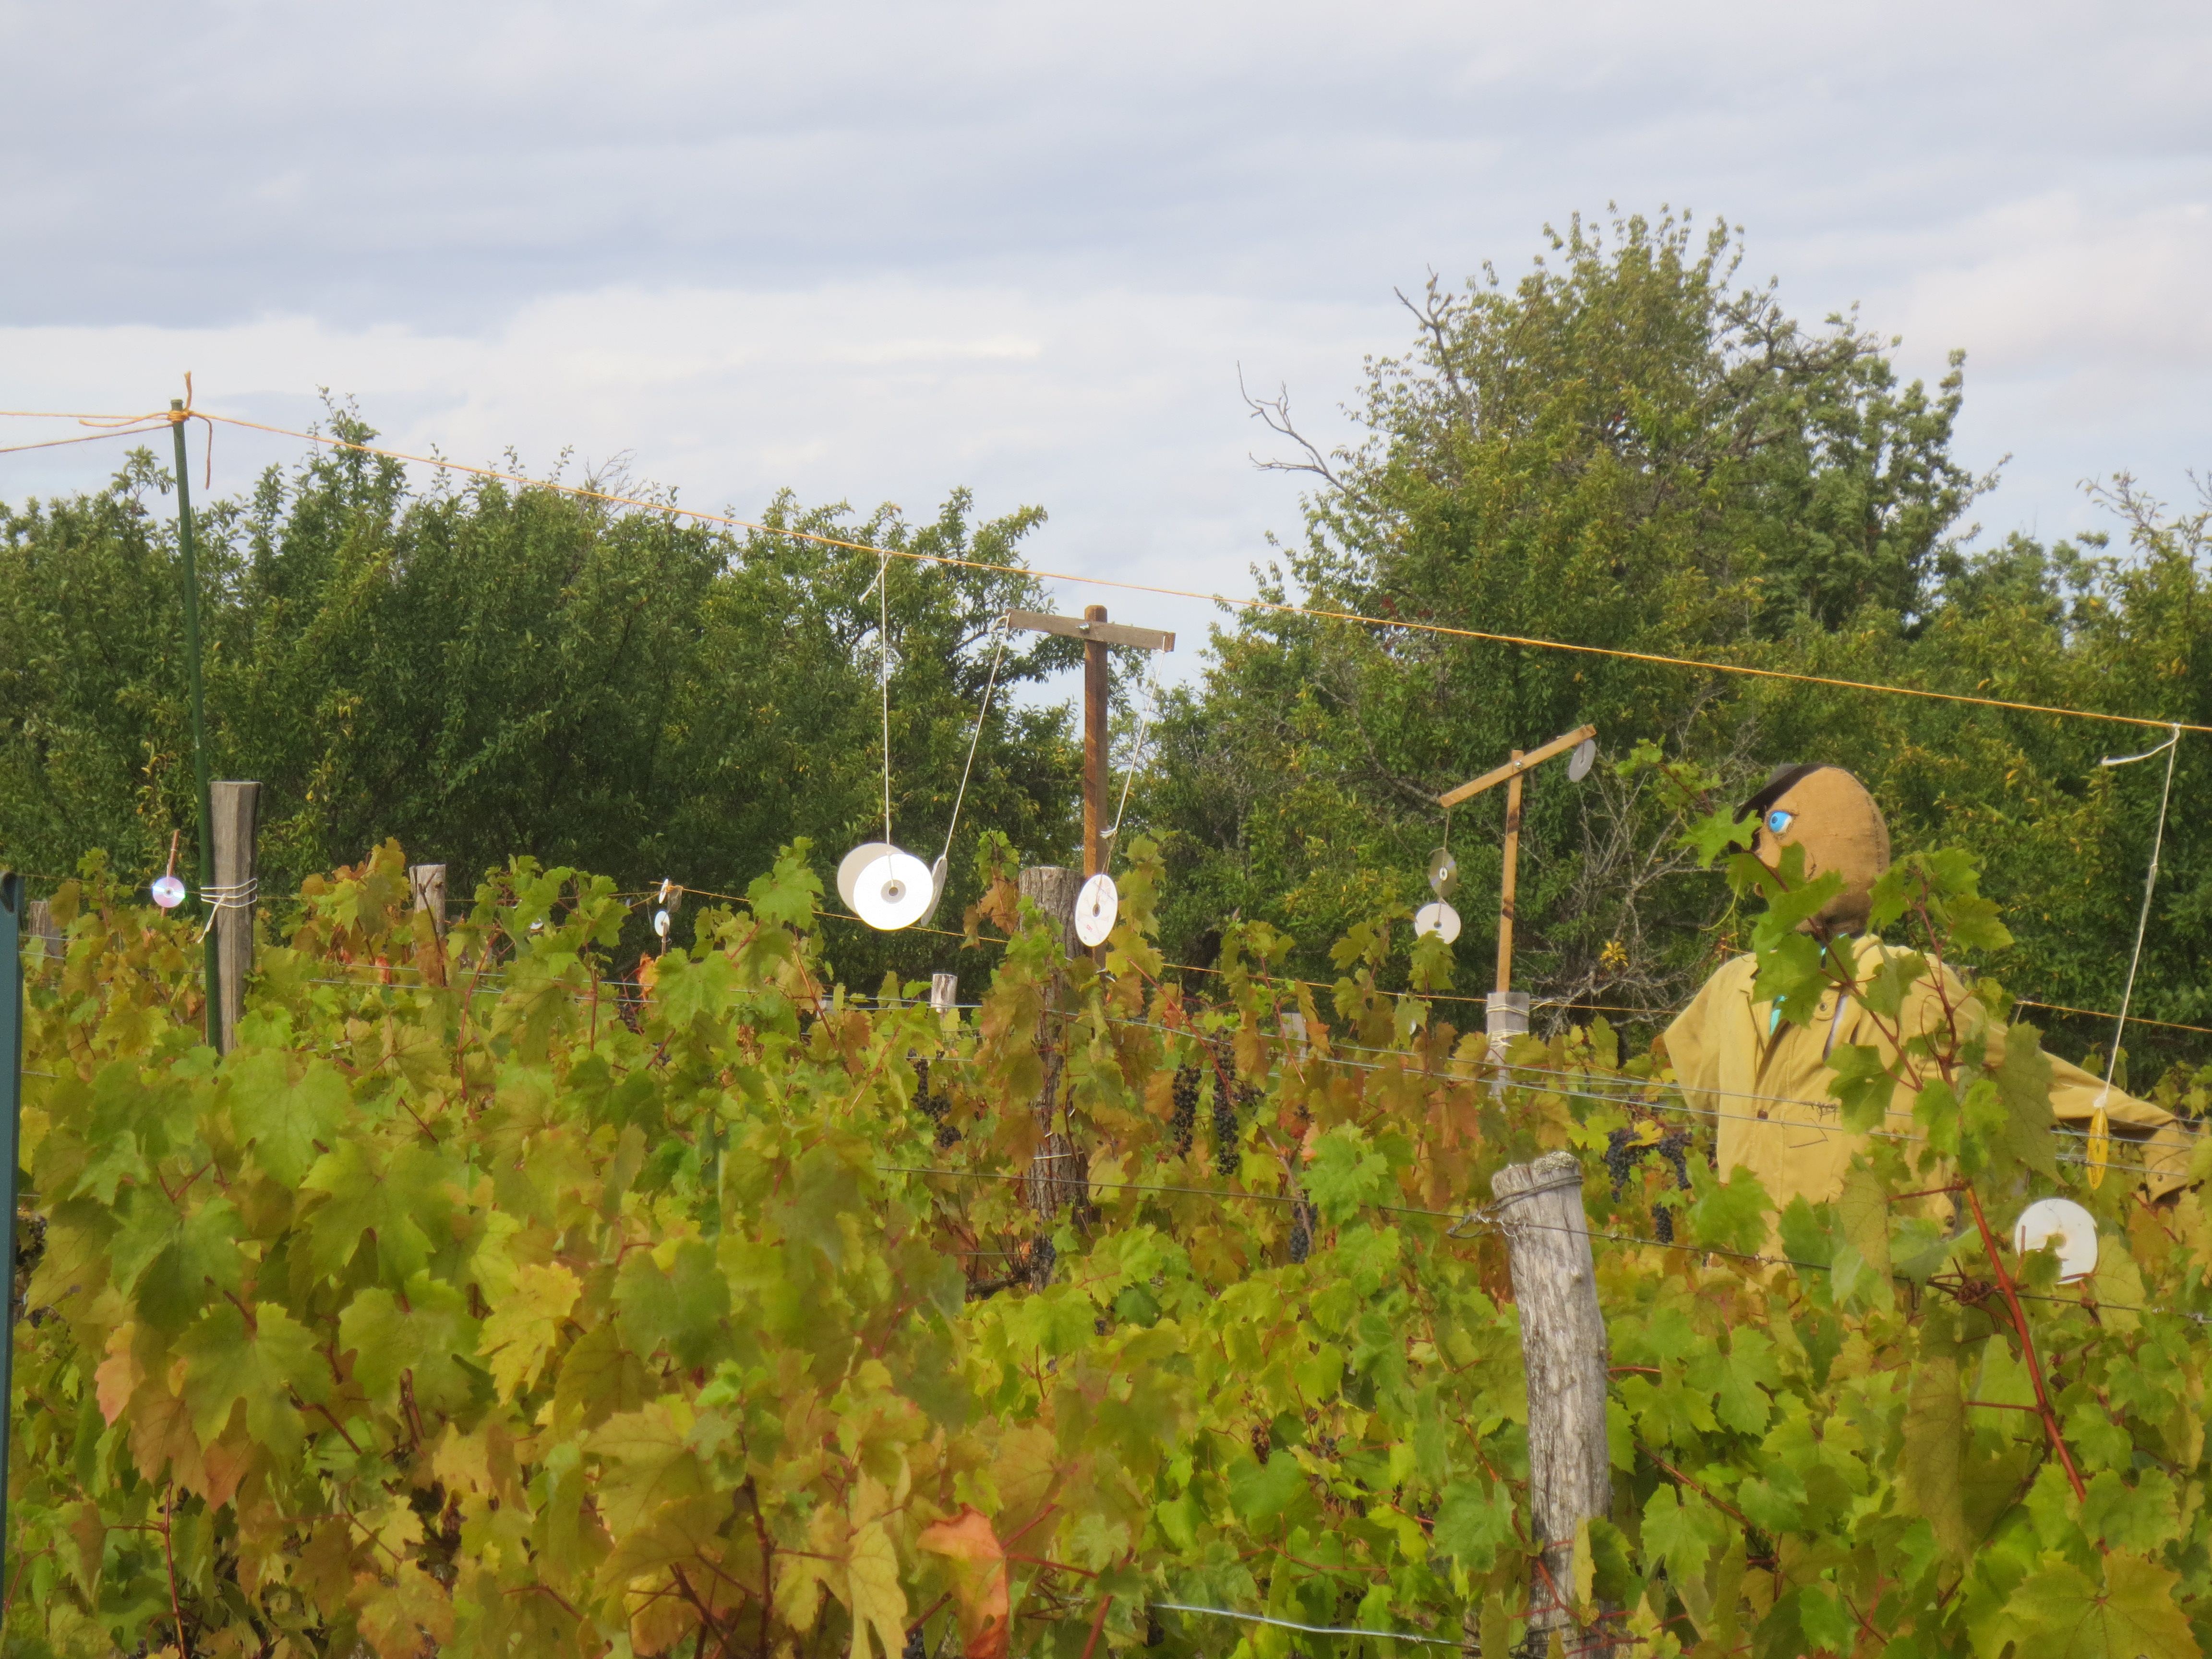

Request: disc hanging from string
left=1426, top=848, right=1459, bottom=901
left=1567, top=736, right=1598, bottom=782
left=151, top=829, right=186, bottom=909
left=1075, top=872, right=1118, bottom=947
left=1414, top=900, right=1461, bottom=942
left=2013, top=1196, right=2098, bottom=1282
left=854, top=849, right=935, bottom=931
left=837, top=842, right=897, bottom=911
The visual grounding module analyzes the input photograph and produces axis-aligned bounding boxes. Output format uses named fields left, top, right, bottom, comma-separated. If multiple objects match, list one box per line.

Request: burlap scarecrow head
left=1736, top=765, right=1891, bottom=936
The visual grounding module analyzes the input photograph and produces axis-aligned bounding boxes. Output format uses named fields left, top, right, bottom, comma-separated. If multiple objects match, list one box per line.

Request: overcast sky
left=4, top=0, right=2209, bottom=690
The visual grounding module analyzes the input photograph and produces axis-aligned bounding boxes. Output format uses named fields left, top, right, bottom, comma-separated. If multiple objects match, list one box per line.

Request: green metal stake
left=170, top=402, right=220, bottom=1046
left=0, top=874, right=24, bottom=1586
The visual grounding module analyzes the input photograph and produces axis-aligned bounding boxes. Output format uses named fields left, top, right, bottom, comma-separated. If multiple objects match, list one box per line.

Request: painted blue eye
left=1766, top=808, right=1795, bottom=835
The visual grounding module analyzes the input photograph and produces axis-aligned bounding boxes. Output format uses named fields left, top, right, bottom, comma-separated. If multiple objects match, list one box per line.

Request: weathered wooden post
left=1017, top=866, right=1086, bottom=1281
left=1491, top=1151, right=1612, bottom=1655
left=0, top=873, right=27, bottom=1563
left=1017, top=866, right=1082, bottom=959
left=209, top=781, right=260, bottom=1055
left=409, top=863, right=448, bottom=934
left=24, top=900, right=60, bottom=965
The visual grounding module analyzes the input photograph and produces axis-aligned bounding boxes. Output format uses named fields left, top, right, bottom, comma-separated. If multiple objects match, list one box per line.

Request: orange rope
left=2013, top=999, right=2212, bottom=1039
left=6, top=399, right=2201, bottom=736
left=0, top=422, right=172, bottom=457
left=182, top=409, right=2208, bottom=738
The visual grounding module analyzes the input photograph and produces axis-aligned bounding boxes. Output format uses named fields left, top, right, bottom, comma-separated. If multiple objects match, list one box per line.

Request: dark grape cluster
left=1604, top=1125, right=1695, bottom=1243
left=913, top=1059, right=961, bottom=1148
left=1288, top=1199, right=1314, bottom=1264
left=1211, top=1043, right=1251, bottom=1177
left=902, top=1623, right=927, bottom=1659
left=1169, top=1063, right=1199, bottom=1157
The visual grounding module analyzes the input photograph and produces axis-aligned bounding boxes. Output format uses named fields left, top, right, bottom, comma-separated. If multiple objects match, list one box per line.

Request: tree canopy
left=1140, top=211, right=2209, bottom=1079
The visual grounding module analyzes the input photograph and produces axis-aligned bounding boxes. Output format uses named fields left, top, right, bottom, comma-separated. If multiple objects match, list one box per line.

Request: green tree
left=1142, top=210, right=2208, bottom=1084
left=0, top=415, right=1089, bottom=988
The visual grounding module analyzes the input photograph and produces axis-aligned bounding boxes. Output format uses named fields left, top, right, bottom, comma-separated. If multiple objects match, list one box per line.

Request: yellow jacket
left=1661, top=946, right=2194, bottom=1213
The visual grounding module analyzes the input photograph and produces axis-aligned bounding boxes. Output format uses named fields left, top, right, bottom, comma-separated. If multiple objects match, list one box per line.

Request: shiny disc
left=854, top=851, right=935, bottom=931
left=926, top=853, right=949, bottom=921
left=1414, top=900, right=1461, bottom=943
left=2014, top=1196, right=2098, bottom=1282
left=151, top=874, right=187, bottom=910
left=1567, top=737, right=1597, bottom=782
left=1426, top=848, right=1459, bottom=899
left=1075, top=873, right=1119, bottom=947
left=836, top=842, right=895, bottom=910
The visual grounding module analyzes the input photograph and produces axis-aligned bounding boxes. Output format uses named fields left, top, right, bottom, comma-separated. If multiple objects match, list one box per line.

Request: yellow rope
left=170, top=408, right=2209, bottom=738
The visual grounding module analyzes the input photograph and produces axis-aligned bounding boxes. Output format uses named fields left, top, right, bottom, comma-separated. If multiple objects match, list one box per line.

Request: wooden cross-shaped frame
left=1007, top=606, right=1175, bottom=878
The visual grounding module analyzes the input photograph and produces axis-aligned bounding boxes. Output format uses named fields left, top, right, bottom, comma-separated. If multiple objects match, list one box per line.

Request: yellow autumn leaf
left=481, top=1260, right=581, bottom=1399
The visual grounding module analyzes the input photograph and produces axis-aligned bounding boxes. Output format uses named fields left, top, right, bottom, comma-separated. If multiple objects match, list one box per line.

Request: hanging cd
left=2014, top=1196, right=2098, bottom=1282
left=1567, top=737, right=1598, bottom=782
left=836, top=842, right=895, bottom=910
left=1426, top=848, right=1459, bottom=899
left=652, top=908, right=671, bottom=938
left=854, top=850, right=935, bottom=931
left=1075, top=873, right=1118, bottom=947
left=925, top=852, right=949, bottom=921
left=151, top=875, right=187, bottom=910
left=1414, top=900, right=1462, bottom=943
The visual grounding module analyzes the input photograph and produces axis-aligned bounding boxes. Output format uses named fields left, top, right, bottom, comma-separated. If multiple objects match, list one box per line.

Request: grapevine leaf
left=1303, top=1126, right=1390, bottom=1223
left=1985, top=1553, right=2200, bottom=1659
left=1226, top=1451, right=1304, bottom=1527
left=227, top=1052, right=349, bottom=1188
left=1898, top=1309, right=1969, bottom=1562
left=917, top=1508, right=1011, bottom=1659
left=175, top=1302, right=320, bottom=1457
left=482, top=1260, right=582, bottom=1400
left=1432, top=1479, right=1515, bottom=1573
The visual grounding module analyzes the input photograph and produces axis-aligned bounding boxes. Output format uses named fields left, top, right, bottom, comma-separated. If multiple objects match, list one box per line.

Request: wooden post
left=0, top=874, right=24, bottom=1563
left=409, top=864, right=448, bottom=934
left=1005, top=606, right=1173, bottom=884
left=1082, top=605, right=1110, bottom=877
left=24, top=900, right=59, bottom=965
left=1496, top=751, right=1523, bottom=995
left=1017, top=865, right=1087, bottom=1280
left=1017, top=866, right=1082, bottom=961
left=210, top=781, right=260, bottom=1055
left=1491, top=1151, right=1612, bottom=1653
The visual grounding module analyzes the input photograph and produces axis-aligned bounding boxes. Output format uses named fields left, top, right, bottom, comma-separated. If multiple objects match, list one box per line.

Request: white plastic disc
left=854, top=851, right=935, bottom=931
left=652, top=908, right=671, bottom=938
left=2014, top=1197, right=2098, bottom=1282
left=1567, top=737, right=1598, bottom=782
left=1427, top=848, right=1459, bottom=899
left=1415, top=900, right=1462, bottom=942
left=926, top=853, right=949, bottom=921
left=836, top=842, right=895, bottom=910
left=151, top=874, right=187, bottom=910
left=1075, top=873, right=1119, bottom=947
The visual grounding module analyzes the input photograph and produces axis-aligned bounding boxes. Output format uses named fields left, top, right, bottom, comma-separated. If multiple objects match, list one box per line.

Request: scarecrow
left=1661, top=764, right=2194, bottom=1212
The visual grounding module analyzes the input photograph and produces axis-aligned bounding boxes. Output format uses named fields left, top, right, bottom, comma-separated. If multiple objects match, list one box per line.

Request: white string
left=1103, top=655, right=1163, bottom=874
left=1148, top=1603, right=1466, bottom=1649
left=194, top=878, right=258, bottom=941
left=878, top=548, right=892, bottom=849
left=939, top=616, right=1010, bottom=866
left=2096, top=724, right=2183, bottom=1110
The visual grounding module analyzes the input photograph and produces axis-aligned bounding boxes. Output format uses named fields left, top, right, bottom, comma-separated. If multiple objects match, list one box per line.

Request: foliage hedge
left=8, top=830, right=2212, bottom=1658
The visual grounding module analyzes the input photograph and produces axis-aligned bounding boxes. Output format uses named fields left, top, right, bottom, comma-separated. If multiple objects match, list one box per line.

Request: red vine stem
left=1960, top=1183, right=2087, bottom=1501
left=162, top=1480, right=189, bottom=1656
